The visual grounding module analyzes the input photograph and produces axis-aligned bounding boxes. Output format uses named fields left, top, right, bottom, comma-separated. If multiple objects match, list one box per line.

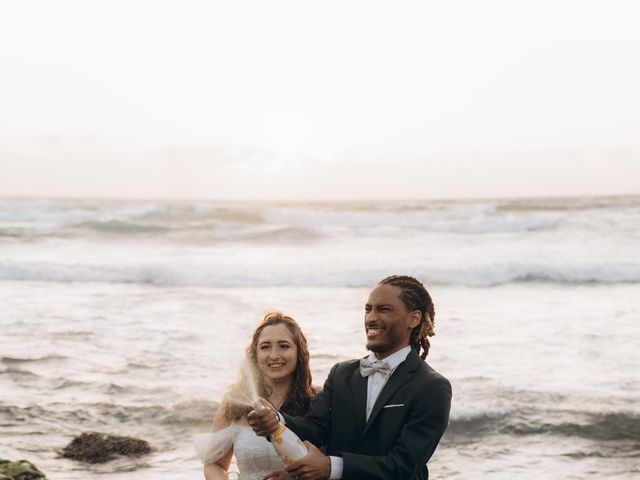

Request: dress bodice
left=195, top=425, right=284, bottom=480
left=233, top=426, right=284, bottom=479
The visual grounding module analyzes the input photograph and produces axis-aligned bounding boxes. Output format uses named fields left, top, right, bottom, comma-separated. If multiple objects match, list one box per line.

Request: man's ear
left=408, top=310, right=421, bottom=329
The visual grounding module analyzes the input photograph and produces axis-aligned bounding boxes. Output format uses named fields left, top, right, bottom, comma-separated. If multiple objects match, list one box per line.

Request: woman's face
left=255, top=323, right=298, bottom=384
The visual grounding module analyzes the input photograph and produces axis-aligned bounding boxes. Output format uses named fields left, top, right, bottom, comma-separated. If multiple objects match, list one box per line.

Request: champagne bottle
left=268, top=423, right=308, bottom=465
left=251, top=400, right=308, bottom=465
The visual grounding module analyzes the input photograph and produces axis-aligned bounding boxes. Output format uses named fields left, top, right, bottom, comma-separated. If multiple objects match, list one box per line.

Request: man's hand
left=284, top=441, right=331, bottom=480
left=247, top=398, right=279, bottom=437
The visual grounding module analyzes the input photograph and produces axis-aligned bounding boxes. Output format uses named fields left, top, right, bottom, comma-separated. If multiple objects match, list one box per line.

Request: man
left=249, top=275, right=452, bottom=480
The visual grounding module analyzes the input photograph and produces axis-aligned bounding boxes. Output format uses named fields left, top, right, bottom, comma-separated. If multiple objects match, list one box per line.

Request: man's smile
left=366, top=326, right=385, bottom=337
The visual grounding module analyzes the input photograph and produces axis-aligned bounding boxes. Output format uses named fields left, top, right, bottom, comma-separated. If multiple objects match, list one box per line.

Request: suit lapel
left=361, top=351, right=421, bottom=438
left=350, top=361, right=368, bottom=435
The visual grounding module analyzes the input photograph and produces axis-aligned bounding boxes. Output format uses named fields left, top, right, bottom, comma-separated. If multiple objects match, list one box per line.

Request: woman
left=197, top=311, right=315, bottom=480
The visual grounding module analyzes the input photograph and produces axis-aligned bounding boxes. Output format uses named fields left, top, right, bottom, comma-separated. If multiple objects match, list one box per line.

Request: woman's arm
left=204, top=461, right=228, bottom=480
left=203, top=402, right=235, bottom=480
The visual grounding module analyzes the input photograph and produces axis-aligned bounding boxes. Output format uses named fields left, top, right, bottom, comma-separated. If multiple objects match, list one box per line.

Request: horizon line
left=1, top=192, right=638, bottom=204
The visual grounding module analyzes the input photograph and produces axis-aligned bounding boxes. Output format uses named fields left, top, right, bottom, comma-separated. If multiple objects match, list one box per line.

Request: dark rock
left=0, top=459, right=47, bottom=480
left=61, top=432, right=152, bottom=463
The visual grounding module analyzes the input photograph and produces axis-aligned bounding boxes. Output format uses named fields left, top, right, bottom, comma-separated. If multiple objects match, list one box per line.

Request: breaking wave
left=1, top=399, right=637, bottom=443
left=70, top=220, right=172, bottom=235
left=1, top=260, right=638, bottom=287
left=448, top=409, right=640, bottom=442
left=0, top=399, right=219, bottom=430
left=0, top=355, right=67, bottom=364
left=3, top=196, right=638, bottom=242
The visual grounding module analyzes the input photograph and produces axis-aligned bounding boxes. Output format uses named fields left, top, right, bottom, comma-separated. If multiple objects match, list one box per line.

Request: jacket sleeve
left=281, top=363, right=337, bottom=447
left=341, top=377, right=452, bottom=480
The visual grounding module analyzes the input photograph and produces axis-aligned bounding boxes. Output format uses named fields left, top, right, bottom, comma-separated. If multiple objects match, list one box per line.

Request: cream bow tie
left=359, top=358, right=392, bottom=378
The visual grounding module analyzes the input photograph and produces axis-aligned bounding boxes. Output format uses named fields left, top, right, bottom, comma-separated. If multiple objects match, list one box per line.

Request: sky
left=1, top=0, right=639, bottom=200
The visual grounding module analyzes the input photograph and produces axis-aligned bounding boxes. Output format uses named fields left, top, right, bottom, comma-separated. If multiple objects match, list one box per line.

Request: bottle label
left=270, top=424, right=308, bottom=464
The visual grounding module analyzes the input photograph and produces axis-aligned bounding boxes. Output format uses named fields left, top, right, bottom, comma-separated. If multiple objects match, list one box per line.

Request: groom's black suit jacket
left=283, top=350, right=451, bottom=480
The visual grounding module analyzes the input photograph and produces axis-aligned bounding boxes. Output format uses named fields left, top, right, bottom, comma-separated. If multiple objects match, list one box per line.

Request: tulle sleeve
left=193, top=425, right=240, bottom=465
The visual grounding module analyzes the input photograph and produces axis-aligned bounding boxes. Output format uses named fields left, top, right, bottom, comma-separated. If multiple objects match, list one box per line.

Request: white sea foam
left=1, top=259, right=639, bottom=286
left=2, top=196, right=638, bottom=240
left=1, top=196, right=638, bottom=293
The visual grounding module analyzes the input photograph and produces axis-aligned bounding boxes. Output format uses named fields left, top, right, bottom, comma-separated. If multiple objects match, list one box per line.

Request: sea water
left=1, top=196, right=638, bottom=479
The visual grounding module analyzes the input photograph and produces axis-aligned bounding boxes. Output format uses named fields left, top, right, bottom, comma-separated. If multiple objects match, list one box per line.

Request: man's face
left=364, top=284, right=420, bottom=359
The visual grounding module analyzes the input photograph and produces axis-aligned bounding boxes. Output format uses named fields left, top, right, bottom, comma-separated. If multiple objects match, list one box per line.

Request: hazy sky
left=1, top=0, right=639, bottom=200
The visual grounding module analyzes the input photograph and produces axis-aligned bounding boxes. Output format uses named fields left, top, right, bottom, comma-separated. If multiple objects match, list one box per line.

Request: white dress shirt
left=328, top=345, right=412, bottom=479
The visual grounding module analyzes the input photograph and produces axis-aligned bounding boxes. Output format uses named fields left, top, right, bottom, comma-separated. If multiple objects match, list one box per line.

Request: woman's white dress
left=195, top=424, right=285, bottom=480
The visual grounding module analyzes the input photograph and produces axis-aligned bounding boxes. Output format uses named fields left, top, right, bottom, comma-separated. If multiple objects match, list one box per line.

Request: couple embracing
left=197, top=275, right=452, bottom=480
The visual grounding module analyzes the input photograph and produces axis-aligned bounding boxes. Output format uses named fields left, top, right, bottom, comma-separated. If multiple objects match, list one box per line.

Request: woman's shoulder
left=217, top=393, right=253, bottom=424
left=194, top=422, right=243, bottom=465
left=213, top=398, right=242, bottom=431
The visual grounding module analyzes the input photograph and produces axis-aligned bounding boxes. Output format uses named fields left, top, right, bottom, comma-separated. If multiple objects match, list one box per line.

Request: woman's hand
left=261, top=470, right=295, bottom=480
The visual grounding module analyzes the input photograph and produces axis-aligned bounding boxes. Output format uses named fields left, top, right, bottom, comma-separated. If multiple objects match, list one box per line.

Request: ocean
left=1, top=196, right=638, bottom=479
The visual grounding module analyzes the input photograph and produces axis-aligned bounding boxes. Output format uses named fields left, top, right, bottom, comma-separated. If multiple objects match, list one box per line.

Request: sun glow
left=266, top=112, right=310, bottom=170
left=1, top=1, right=639, bottom=199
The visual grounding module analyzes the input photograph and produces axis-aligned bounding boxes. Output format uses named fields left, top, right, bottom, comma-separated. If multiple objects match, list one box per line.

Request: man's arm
left=341, top=377, right=452, bottom=480
left=247, top=363, right=337, bottom=446
left=281, top=363, right=337, bottom=446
